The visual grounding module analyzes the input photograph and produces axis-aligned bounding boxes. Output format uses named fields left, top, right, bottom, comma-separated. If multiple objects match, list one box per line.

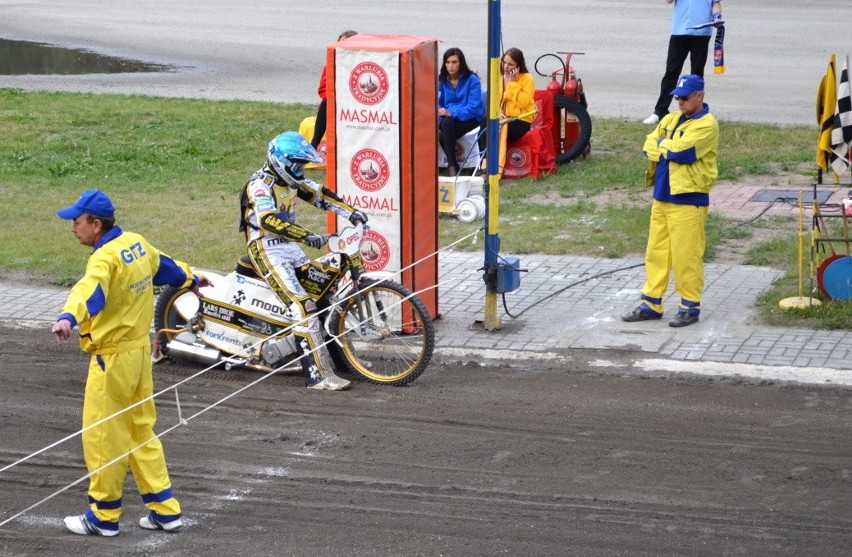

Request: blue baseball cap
left=670, top=74, right=704, bottom=97
left=57, top=190, right=115, bottom=220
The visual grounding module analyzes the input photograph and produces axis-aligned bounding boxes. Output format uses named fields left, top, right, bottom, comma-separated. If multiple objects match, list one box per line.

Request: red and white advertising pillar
left=326, top=34, right=439, bottom=318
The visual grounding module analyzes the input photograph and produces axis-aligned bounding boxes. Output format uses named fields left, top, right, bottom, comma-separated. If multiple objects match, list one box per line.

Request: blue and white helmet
left=267, top=131, right=323, bottom=187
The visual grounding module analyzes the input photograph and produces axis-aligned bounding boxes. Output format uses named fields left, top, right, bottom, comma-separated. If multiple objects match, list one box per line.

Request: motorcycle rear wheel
left=328, top=278, right=434, bottom=386
left=153, top=285, right=195, bottom=364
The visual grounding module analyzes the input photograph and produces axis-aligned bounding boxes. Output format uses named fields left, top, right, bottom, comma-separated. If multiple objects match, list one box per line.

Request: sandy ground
left=1, top=0, right=851, bottom=126
left=1, top=323, right=850, bottom=556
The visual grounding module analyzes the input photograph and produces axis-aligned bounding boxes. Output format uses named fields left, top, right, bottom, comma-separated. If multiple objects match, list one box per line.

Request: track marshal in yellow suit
left=622, top=74, right=719, bottom=328
left=52, top=189, right=212, bottom=536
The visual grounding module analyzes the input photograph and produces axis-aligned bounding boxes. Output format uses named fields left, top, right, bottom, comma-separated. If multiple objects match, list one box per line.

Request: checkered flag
left=830, top=54, right=852, bottom=175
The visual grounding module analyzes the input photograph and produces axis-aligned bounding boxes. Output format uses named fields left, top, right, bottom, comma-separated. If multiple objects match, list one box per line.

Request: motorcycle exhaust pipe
left=163, top=339, right=222, bottom=367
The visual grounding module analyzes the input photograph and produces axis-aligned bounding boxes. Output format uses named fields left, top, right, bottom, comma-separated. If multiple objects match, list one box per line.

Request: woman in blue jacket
left=438, top=48, right=484, bottom=176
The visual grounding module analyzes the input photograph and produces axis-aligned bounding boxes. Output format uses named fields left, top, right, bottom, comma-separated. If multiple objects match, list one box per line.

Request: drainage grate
left=748, top=189, right=833, bottom=204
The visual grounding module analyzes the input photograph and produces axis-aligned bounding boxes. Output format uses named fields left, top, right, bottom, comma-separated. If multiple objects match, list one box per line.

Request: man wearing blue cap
left=622, top=74, right=719, bottom=328
left=52, top=190, right=212, bottom=536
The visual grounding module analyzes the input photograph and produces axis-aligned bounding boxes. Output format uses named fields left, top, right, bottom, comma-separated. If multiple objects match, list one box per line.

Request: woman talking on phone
left=477, top=47, right=536, bottom=169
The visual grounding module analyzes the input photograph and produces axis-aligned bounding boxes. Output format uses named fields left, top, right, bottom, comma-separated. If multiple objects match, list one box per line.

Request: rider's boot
left=293, top=317, right=351, bottom=391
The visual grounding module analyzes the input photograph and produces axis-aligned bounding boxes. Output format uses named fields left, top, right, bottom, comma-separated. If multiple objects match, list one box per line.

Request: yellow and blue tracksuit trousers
left=81, top=346, right=180, bottom=533
left=638, top=200, right=708, bottom=317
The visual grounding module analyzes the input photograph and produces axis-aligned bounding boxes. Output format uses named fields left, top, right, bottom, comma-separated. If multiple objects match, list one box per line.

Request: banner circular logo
left=507, top=147, right=528, bottom=168
left=361, top=229, right=391, bottom=272
left=350, top=149, right=390, bottom=192
left=349, top=62, right=389, bottom=105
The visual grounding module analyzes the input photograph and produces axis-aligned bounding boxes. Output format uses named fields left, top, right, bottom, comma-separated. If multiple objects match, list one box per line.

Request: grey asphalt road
left=1, top=0, right=851, bottom=126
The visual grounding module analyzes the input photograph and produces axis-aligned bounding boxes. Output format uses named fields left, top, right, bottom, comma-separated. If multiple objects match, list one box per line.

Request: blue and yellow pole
left=483, top=0, right=502, bottom=331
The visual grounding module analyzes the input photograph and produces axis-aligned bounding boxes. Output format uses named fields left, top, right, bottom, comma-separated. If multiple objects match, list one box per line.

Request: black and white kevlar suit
left=239, top=165, right=356, bottom=385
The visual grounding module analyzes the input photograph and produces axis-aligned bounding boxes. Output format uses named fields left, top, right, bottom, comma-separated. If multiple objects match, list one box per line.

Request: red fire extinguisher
left=561, top=66, right=581, bottom=155
left=537, top=50, right=591, bottom=164
left=564, top=68, right=578, bottom=100
left=544, top=52, right=586, bottom=156
left=546, top=74, right=563, bottom=151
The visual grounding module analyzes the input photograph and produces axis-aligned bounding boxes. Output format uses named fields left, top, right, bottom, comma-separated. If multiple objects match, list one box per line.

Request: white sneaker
left=307, top=372, right=351, bottom=391
left=643, top=113, right=660, bottom=125
left=64, top=514, right=119, bottom=536
left=139, top=512, right=183, bottom=532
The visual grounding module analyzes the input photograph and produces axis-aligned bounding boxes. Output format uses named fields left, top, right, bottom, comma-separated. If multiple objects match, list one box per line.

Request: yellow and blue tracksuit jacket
left=58, top=226, right=199, bottom=352
left=643, top=104, right=718, bottom=199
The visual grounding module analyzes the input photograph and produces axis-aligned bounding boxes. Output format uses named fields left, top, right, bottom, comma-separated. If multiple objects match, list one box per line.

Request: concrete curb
left=4, top=253, right=850, bottom=385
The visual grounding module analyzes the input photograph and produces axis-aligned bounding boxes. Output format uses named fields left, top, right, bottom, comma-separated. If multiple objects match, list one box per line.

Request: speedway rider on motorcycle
left=239, top=131, right=368, bottom=391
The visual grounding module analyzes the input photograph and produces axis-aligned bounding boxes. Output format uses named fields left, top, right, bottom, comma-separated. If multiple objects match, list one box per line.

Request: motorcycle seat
left=235, top=256, right=261, bottom=279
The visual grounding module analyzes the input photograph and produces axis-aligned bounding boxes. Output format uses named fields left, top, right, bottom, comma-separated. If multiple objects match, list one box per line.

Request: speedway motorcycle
left=153, top=224, right=434, bottom=386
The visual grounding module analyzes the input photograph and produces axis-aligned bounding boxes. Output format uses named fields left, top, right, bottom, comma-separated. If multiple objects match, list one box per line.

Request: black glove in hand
left=304, top=233, right=326, bottom=249
left=348, top=210, right=369, bottom=226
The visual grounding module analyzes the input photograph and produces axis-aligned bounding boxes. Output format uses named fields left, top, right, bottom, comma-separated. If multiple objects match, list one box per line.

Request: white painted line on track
left=435, top=347, right=565, bottom=362
left=633, top=358, right=852, bottom=387
left=437, top=349, right=852, bottom=387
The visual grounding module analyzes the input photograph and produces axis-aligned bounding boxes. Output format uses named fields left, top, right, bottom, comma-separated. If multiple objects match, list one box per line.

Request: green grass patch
left=1, top=88, right=846, bottom=327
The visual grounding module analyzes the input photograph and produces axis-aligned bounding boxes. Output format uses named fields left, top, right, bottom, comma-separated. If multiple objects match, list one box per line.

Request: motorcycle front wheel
left=328, top=278, right=434, bottom=386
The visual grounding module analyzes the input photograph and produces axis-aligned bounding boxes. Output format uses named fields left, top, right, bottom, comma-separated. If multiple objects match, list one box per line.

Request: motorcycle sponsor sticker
left=249, top=297, right=288, bottom=317
left=333, top=226, right=362, bottom=251
left=231, top=289, right=246, bottom=305
left=201, top=300, right=287, bottom=333
left=360, top=229, right=391, bottom=272
left=307, top=266, right=333, bottom=283
left=204, top=329, right=244, bottom=348
left=349, top=61, right=389, bottom=106
left=202, top=301, right=235, bottom=322
left=350, top=149, right=390, bottom=192
left=295, top=262, right=338, bottom=297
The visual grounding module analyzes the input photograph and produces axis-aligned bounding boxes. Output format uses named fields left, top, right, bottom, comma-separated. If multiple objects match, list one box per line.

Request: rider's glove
left=304, top=233, right=326, bottom=249
left=348, top=210, right=369, bottom=226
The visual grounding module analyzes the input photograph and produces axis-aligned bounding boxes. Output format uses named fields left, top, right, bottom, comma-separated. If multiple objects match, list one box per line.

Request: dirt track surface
left=1, top=324, right=850, bottom=556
